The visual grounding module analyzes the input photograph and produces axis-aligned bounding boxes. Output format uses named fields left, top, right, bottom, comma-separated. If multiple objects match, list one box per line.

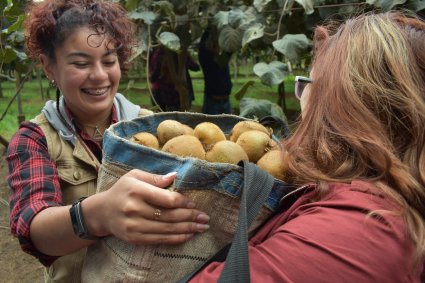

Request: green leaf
left=1, top=14, right=24, bottom=34
left=406, top=0, right=425, bottom=11
left=128, top=11, right=157, bottom=24
left=0, top=46, right=17, bottom=64
left=253, top=61, right=288, bottom=86
left=218, top=26, right=243, bottom=53
left=273, top=34, right=311, bottom=63
left=214, top=11, right=229, bottom=29
left=228, top=9, right=245, bottom=29
left=15, top=49, right=27, bottom=61
left=253, top=0, right=273, bottom=12
left=269, top=61, right=290, bottom=73
left=158, top=32, right=181, bottom=52
left=366, top=0, right=407, bottom=10
left=125, top=0, right=140, bottom=12
left=7, top=30, right=25, bottom=47
left=242, top=23, right=264, bottom=47
left=295, top=0, right=315, bottom=15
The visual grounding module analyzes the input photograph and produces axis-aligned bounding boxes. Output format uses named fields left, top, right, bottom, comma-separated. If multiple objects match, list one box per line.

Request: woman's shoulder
left=258, top=181, right=421, bottom=281
left=286, top=181, right=406, bottom=230
left=8, top=120, right=46, bottom=151
left=324, top=181, right=402, bottom=213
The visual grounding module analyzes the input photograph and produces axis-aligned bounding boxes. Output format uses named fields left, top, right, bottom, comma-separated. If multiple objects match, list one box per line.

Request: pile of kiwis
left=130, top=119, right=284, bottom=181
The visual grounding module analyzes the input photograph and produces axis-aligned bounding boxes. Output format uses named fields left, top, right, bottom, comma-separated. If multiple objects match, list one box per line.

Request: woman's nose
left=89, top=63, right=108, bottom=81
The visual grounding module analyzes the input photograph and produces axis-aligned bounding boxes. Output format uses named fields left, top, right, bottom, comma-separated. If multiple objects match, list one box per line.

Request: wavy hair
left=282, top=11, right=425, bottom=258
left=24, top=0, right=135, bottom=69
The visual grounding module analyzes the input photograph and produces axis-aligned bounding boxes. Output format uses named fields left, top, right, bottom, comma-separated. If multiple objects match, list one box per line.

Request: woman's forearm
left=29, top=204, right=95, bottom=256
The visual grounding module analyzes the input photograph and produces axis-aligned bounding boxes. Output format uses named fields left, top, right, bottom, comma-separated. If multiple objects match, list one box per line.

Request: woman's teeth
left=84, top=88, right=108, bottom=96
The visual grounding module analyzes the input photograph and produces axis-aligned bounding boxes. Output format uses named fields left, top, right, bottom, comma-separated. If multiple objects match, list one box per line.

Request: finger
left=123, top=221, right=210, bottom=244
left=125, top=177, right=197, bottom=210
left=149, top=208, right=210, bottom=224
left=128, top=233, right=195, bottom=245
left=127, top=169, right=177, bottom=188
left=117, top=187, right=208, bottom=223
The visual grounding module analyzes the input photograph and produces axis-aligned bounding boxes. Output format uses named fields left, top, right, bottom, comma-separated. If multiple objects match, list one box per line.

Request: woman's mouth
left=82, top=87, right=109, bottom=96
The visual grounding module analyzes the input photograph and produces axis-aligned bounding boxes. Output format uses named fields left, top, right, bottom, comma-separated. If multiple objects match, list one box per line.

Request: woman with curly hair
left=6, top=1, right=210, bottom=281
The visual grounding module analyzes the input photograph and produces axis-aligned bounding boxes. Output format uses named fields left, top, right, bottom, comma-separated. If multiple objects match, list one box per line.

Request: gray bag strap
left=176, top=160, right=275, bottom=283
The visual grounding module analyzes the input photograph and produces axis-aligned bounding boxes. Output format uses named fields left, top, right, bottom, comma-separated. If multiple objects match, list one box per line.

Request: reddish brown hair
left=24, top=0, right=135, bottom=69
left=282, top=11, right=425, bottom=258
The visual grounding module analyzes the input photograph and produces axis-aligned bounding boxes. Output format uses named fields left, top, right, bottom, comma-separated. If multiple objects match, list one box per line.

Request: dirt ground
left=0, top=145, right=45, bottom=283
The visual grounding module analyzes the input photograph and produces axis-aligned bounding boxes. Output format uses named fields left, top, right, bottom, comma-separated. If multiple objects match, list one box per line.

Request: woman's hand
left=85, top=169, right=210, bottom=245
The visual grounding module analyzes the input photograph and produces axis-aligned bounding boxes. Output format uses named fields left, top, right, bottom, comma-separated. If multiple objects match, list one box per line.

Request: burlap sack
left=81, top=112, right=294, bottom=283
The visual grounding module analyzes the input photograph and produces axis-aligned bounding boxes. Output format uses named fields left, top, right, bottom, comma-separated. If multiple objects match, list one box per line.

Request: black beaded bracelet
left=69, top=197, right=99, bottom=240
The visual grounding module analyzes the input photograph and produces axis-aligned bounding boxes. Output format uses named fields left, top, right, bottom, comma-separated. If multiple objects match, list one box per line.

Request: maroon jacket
left=191, top=181, right=423, bottom=282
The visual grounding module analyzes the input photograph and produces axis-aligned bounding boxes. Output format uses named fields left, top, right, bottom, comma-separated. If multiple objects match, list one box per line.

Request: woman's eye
left=73, top=62, right=89, bottom=67
left=103, top=60, right=117, bottom=66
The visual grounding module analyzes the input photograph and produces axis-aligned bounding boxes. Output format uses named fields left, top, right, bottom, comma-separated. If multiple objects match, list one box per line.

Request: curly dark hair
left=24, top=0, right=135, bottom=70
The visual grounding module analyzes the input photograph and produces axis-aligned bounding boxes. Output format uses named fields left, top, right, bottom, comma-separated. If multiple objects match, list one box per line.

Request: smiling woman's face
left=41, top=27, right=121, bottom=124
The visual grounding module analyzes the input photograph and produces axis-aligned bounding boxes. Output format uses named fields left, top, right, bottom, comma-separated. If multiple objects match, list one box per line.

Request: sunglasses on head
left=295, top=76, right=313, bottom=100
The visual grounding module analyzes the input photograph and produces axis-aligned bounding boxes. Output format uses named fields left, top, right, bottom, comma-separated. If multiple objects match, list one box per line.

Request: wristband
left=69, top=197, right=99, bottom=240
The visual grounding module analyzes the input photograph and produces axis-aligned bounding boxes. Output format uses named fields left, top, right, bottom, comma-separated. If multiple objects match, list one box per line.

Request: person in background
left=5, top=0, right=209, bottom=282
left=149, top=46, right=200, bottom=111
left=198, top=26, right=233, bottom=114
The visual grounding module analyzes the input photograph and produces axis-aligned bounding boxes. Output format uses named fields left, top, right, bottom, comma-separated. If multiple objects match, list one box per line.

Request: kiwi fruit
left=229, top=120, right=272, bottom=142
left=206, top=140, right=249, bottom=164
left=161, top=135, right=205, bottom=159
left=193, top=122, right=226, bottom=150
left=132, top=132, right=160, bottom=150
left=256, top=150, right=285, bottom=181
left=182, top=124, right=194, bottom=135
left=236, top=130, right=273, bottom=163
left=156, top=119, right=186, bottom=145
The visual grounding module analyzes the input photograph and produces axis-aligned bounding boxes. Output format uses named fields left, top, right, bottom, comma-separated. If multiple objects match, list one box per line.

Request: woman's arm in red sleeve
left=6, top=121, right=62, bottom=266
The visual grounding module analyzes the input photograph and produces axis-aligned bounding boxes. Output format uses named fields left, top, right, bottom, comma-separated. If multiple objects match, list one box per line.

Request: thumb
left=127, top=169, right=177, bottom=188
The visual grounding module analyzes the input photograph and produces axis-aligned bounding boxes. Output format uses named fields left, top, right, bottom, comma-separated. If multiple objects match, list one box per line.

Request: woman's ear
left=39, top=54, right=54, bottom=80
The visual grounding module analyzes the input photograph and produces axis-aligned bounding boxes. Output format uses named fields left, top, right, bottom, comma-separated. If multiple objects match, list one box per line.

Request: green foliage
left=121, top=0, right=423, bottom=87
left=242, top=23, right=265, bottom=48
left=158, top=32, right=181, bottom=51
left=0, top=0, right=423, bottom=129
left=219, top=26, right=243, bottom=53
left=253, top=61, right=289, bottom=85
left=273, top=34, right=312, bottom=63
left=1, top=0, right=31, bottom=79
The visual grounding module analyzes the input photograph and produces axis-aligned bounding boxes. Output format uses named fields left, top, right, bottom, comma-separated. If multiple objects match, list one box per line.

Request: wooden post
left=277, top=81, right=286, bottom=112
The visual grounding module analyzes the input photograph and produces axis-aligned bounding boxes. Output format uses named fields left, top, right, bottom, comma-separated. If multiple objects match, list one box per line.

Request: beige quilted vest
left=31, top=108, right=152, bottom=283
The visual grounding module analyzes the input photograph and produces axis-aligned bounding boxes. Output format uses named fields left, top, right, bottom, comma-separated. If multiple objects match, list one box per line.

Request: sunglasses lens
left=295, top=81, right=306, bottom=99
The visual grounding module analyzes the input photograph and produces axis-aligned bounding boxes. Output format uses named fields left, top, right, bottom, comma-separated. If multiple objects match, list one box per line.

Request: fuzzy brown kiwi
left=161, top=135, right=206, bottom=159
left=132, top=132, right=160, bottom=150
left=256, top=150, right=285, bottom=181
left=236, top=130, right=273, bottom=163
left=193, top=122, right=226, bottom=150
left=206, top=140, right=249, bottom=164
left=229, top=120, right=272, bottom=142
left=156, top=120, right=186, bottom=146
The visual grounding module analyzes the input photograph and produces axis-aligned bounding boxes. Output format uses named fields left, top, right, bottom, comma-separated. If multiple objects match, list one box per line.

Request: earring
left=49, top=79, right=57, bottom=88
